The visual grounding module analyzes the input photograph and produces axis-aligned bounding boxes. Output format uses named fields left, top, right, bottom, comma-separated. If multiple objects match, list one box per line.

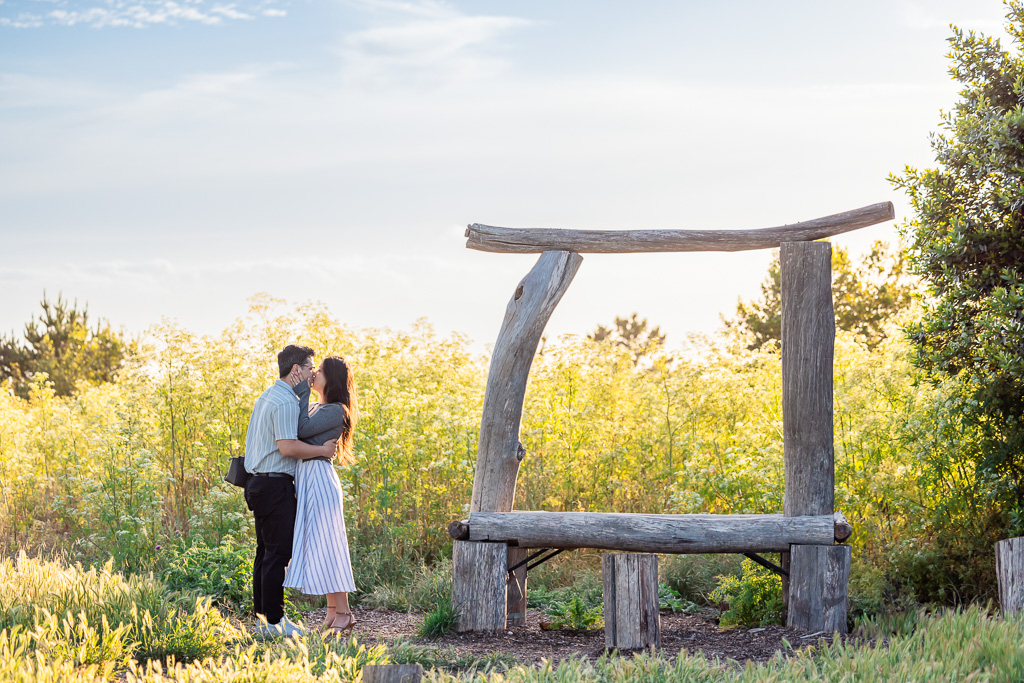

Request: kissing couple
left=243, top=344, right=360, bottom=637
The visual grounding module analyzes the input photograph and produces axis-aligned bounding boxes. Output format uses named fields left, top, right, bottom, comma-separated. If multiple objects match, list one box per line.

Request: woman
left=283, top=355, right=360, bottom=632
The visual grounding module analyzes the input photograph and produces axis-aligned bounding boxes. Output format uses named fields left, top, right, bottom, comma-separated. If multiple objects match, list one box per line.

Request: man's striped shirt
left=244, top=380, right=300, bottom=476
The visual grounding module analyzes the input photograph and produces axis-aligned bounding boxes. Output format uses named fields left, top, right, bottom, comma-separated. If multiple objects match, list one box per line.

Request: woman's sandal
left=329, top=612, right=356, bottom=633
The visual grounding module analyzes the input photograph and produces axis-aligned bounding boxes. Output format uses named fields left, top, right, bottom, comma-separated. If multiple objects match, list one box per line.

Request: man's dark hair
left=277, top=345, right=314, bottom=378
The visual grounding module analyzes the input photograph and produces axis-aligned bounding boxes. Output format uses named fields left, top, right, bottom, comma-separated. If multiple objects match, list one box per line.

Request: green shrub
left=658, top=583, right=700, bottom=614
left=709, top=559, right=783, bottom=627
left=526, top=569, right=602, bottom=610
left=543, top=595, right=603, bottom=631
left=660, top=554, right=742, bottom=605
left=160, top=536, right=252, bottom=613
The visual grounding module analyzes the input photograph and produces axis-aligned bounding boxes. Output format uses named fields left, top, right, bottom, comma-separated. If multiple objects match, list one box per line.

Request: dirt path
left=311, top=607, right=847, bottom=667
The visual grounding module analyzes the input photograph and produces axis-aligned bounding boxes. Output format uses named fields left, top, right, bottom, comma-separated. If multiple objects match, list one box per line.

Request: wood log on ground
left=362, top=664, right=424, bottom=683
left=996, top=536, right=1024, bottom=617
left=787, top=544, right=850, bottom=633
left=602, top=553, right=660, bottom=650
left=451, top=540, right=507, bottom=632
left=465, top=202, right=893, bottom=254
left=457, top=511, right=841, bottom=553
left=506, top=547, right=529, bottom=627
left=470, top=250, right=583, bottom=513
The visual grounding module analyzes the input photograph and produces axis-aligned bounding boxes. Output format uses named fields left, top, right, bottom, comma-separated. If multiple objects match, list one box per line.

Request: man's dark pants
left=244, top=475, right=296, bottom=625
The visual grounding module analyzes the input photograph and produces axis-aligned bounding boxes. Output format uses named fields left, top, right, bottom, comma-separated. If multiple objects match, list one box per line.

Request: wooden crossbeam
left=449, top=511, right=850, bottom=554
left=466, top=202, right=893, bottom=254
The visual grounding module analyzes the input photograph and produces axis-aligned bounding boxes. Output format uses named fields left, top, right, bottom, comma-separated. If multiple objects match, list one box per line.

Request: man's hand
left=322, top=440, right=338, bottom=460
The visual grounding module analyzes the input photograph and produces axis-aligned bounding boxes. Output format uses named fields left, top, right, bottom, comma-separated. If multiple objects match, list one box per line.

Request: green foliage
left=160, top=537, right=252, bottom=613
left=0, top=554, right=234, bottom=668
left=417, top=600, right=457, bottom=638
left=854, top=608, right=923, bottom=640
left=588, top=313, right=666, bottom=365
left=891, top=0, right=1024, bottom=504
left=725, top=242, right=915, bottom=351
left=543, top=595, right=603, bottom=631
left=709, top=559, right=784, bottom=628
left=658, top=584, right=700, bottom=614
left=526, top=568, right=603, bottom=610
left=660, top=554, right=743, bottom=605
left=0, top=293, right=129, bottom=398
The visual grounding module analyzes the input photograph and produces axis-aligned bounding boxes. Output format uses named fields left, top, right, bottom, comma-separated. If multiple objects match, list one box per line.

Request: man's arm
left=277, top=439, right=337, bottom=460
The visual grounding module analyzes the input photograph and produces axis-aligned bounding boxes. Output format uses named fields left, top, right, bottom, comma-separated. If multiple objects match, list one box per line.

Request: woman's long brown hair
left=320, top=355, right=359, bottom=466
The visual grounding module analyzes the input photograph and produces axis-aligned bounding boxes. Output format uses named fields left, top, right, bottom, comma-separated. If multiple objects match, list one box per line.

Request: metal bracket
left=743, top=552, right=788, bottom=578
left=507, top=548, right=566, bottom=575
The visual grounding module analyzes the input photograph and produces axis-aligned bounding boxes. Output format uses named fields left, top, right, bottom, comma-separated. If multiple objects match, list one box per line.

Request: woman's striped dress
left=283, top=398, right=356, bottom=595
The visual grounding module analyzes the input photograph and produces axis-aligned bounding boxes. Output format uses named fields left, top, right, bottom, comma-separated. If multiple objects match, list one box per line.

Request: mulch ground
left=307, top=606, right=849, bottom=668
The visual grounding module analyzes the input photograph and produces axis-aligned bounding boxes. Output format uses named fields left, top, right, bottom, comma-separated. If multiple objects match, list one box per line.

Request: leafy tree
left=890, top=1, right=1024, bottom=501
left=588, top=313, right=666, bottom=365
left=0, top=293, right=129, bottom=398
left=724, top=242, right=915, bottom=351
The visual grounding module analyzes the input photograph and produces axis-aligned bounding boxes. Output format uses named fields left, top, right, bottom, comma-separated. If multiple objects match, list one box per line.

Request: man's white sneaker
left=274, top=616, right=307, bottom=638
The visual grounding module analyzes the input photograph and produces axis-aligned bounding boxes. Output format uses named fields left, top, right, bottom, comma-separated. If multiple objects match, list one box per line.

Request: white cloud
left=0, top=0, right=282, bottom=28
left=338, top=0, right=531, bottom=88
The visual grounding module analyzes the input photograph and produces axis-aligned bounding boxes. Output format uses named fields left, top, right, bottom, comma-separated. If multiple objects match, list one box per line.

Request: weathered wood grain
left=787, top=544, right=850, bottom=633
left=362, top=664, right=424, bottom=683
left=781, top=241, right=835, bottom=518
left=461, top=511, right=837, bottom=553
left=470, top=250, right=584, bottom=513
left=602, top=553, right=660, bottom=650
left=466, top=202, right=893, bottom=254
left=506, top=547, right=529, bottom=627
left=451, top=540, right=507, bottom=632
left=833, top=511, right=852, bottom=543
left=996, top=536, right=1024, bottom=617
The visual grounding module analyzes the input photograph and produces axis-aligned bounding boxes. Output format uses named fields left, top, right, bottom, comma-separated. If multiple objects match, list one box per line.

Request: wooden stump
left=362, top=664, right=423, bottom=683
left=996, top=536, right=1024, bottom=617
left=506, top=547, right=529, bottom=627
left=602, top=553, right=660, bottom=650
left=787, top=544, right=850, bottom=633
left=452, top=541, right=507, bottom=632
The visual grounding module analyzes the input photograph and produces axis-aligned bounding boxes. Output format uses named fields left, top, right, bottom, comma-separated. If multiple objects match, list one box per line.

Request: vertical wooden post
left=454, top=250, right=583, bottom=632
left=996, top=536, right=1024, bottom=617
left=788, top=544, right=850, bottom=633
left=362, top=664, right=423, bottom=683
left=602, top=553, right=660, bottom=650
left=506, top=547, right=529, bottom=627
left=451, top=541, right=508, bottom=632
left=780, top=241, right=841, bottom=629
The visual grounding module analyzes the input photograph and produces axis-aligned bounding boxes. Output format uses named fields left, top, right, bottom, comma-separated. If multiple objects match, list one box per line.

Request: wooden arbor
left=451, top=202, right=894, bottom=634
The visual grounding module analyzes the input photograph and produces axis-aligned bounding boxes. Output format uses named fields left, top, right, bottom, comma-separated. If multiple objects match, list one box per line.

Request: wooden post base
left=787, top=544, right=850, bottom=633
left=602, top=553, right=660, bottom=650
left=507, top=547, right=529, bottom=627
left=452, top=540, right=508, bottom=632
left=996, top=536, right=1024, bottom=617
left=362, top=664, right=423, bottom=683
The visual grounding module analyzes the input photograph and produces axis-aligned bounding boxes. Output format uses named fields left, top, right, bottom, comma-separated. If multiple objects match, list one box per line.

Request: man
left=244, top=344, right=336, bottom=637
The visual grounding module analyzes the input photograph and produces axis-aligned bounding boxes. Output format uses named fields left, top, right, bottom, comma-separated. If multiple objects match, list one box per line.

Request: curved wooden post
left=454, top=249, right=582, bottom=632
left=470, top=249, right=584, bottom=513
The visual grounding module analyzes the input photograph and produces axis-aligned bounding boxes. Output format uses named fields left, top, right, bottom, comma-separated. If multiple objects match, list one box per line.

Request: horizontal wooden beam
left=449, top=511, right=846, bottom=554
left=466, top=202, right=894, bottom=254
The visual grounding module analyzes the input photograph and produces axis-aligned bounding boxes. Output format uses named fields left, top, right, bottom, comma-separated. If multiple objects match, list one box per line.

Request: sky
left=0, top=0, right=1017, bottom=350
